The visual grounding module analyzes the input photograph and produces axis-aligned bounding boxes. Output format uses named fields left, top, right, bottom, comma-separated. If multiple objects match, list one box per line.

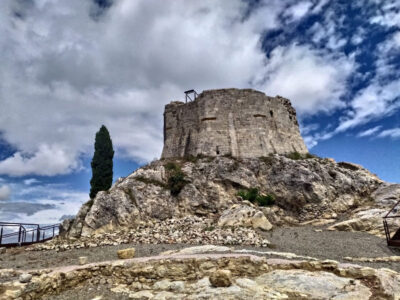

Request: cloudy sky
left=1, top=0, right=400, bottom=224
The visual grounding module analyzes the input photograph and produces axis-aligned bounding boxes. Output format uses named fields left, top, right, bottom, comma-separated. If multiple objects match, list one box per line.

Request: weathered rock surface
left=78, top=256, right=88, bottom=265
left=218, top=204, right=273, bottom=231
left=65, top=155, right=383, bottom=238
left=117, top=248, right=135, bottom=259
left=18, top=273, right=32, bottom=284
left=2, top=253, right=400, bottom=299
left=257, top=269, right=372, bottom=299
left=328, top=207, right=400, bottom=237
left=209, top=269, right=232, bottom=287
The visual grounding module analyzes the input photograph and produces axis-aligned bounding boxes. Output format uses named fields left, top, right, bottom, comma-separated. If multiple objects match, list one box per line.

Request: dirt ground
left=2, top=225, right=400, bottom=273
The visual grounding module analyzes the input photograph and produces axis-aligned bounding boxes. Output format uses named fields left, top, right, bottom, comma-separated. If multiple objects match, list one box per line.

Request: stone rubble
left=209, top=269, right=232, bottom=287
left=117, top=248, right=136, bottom=259
left=217, top=203, right=273, bottom=231
left=18, top=274, right=32, bottom=284
left=345, top=256, right=400, bottom=263
left=29, top=216, right=270, bottom=252
left=78, top=256, right=88, bottom=265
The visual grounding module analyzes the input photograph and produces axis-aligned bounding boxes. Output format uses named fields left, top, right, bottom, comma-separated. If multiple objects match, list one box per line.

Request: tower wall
left=161, top=88, right=308, bottom=158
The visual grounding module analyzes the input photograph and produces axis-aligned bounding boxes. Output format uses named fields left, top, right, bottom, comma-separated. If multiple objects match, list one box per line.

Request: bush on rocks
left=165, top=162, right=187, bottom=196
left=238, top=188, right=275, bottom=207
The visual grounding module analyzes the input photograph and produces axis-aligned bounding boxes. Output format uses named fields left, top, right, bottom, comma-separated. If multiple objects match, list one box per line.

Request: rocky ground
left=2, top=224, right=400, bottom=299
left=1, top=225, right=400, bottom=272
left=2, top=248, right=400, bottom=299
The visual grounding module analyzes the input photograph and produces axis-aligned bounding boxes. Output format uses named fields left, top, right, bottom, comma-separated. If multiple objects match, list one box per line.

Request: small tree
left=90, top=125, right=114, bottom=199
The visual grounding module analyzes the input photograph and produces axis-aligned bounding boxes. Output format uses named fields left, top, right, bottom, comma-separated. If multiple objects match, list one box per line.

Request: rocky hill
left=62, top=153, right=393, bottom=239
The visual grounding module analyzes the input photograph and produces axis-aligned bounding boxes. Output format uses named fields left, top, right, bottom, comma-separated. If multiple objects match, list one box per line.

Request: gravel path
left=261, top=225, right=400, bottom=271
left=2, top=226, right=400, bottom=272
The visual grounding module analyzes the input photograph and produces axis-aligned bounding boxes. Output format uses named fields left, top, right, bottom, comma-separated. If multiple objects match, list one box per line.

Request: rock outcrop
left=2, top=252, right=400, bottom=299
left=65, top=154, right=383, bottom=238
left=218, top=203, right=273, bottom=231
left=327, top=184, right=400, bottom=237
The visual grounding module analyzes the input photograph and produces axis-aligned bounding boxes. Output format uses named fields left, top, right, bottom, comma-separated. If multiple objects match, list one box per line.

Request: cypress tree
left=90, top=125, right=114, bottom=199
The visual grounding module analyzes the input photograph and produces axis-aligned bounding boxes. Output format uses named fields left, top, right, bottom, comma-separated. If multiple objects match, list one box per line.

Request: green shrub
left=260, top=155, right=274, bottom=165
left=168, top=170, right=186, bottom=196
left=85, top=199, right=94, bottom=208
left=164, top=161, right=187, bottom=196
left=203, top=225, right=215, bottom=232
left=184, top=154, right=208, bottom=163
left=165, top=161, right=180, bottom=171
left=256, top=194, right=275, bottom=206
left=135, top=176, right=166, bottom=188
left=237, top=188, right=275, bottom=206
left=305, top=153, right=317, bottom=159
left=286, top=151, right=302, bottom=160
left=285, top=152, right=318, bottom=160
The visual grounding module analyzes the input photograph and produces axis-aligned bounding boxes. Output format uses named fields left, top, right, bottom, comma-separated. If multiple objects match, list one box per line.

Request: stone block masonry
left=161, top=88, right=308, bottom=158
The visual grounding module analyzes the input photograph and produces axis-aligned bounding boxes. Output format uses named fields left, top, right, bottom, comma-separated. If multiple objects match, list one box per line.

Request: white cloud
left=308, top=9, right=347, bottom=50
left=303, top=135, right=318, bottom=149
left=0, top=182, right=87, bottom=223
left=0, top=144, right=80, bottom=176
left=370, top=2, right=400, bottom=28
left=378, top=128, right=400, bottom=139
left=300, top=123, right=320, bottom=135
left=0, top=185, right=11, bottom=201
left=262, top=44, right=354, bottom=115
left=336, top=80, right=400, bottom=132
left=357, top=126, right=382, bottom=137
left=335, top=30, right=400, bottom=133
left=0, top=0, right=292, bottom=177
left=283, top=1, right=313, bottom=21
left=23, top=178, right=40, bottom=185
left=0, top=0, right=358, bottom=177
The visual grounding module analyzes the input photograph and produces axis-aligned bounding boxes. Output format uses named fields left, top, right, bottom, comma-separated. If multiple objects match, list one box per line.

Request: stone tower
left=161, top=88, right=308, bottom=158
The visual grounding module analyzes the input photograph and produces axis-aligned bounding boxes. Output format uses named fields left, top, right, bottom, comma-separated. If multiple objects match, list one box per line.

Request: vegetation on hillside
left=237, top=188, right=275, bottom=206
left=165, top=162, right=187, bottom=196
left=285, top=151, right=317, bottom=160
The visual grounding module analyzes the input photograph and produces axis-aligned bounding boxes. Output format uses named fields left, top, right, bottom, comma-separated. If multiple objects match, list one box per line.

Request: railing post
left=18, top=226, right=22, bottom=244
left=0, top=226, right=3, bottom=245
left=36, top=227, right=40, bottom=242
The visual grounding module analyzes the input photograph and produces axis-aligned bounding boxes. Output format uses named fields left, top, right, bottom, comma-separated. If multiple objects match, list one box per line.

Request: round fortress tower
left=161, top=88, right=308, bottom=158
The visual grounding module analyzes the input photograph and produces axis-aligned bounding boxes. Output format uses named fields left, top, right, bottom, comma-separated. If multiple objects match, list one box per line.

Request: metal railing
left=383, top=199, right=400, bottom=247
left=0, top=222, right=59, bottom=247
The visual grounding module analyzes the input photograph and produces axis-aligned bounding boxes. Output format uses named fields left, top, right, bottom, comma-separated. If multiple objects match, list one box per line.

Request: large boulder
left=218, top=204, right=273, bottom=231
left=328, top=208, right=400, bottom=237
left=256, top=269, right=372, bottom=299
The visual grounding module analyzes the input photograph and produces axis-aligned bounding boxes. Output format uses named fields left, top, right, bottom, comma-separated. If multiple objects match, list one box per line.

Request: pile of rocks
left=29, top=216, right=269, bottom=251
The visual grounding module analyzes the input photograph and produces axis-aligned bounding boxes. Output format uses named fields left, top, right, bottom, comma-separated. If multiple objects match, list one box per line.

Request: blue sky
left=1, top=0, right=400, bottom=223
